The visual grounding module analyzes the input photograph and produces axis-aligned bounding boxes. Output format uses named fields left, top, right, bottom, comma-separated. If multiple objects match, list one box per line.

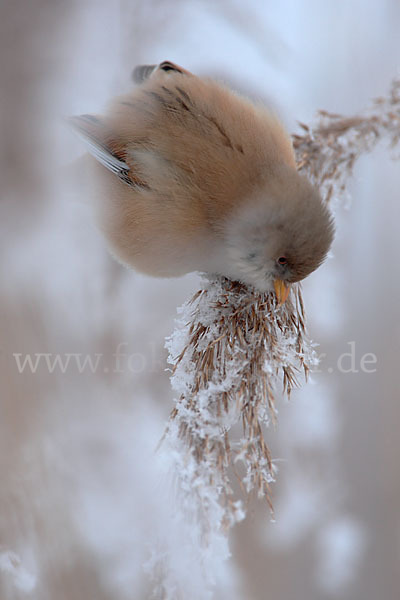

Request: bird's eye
left=277, top=256, right=288, bottom=265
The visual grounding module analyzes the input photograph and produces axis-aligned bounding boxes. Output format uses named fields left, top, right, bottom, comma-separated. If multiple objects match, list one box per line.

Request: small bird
left=70, top=61, right=334, bottom=303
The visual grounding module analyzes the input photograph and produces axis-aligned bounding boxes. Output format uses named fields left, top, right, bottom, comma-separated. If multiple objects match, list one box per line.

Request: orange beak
left=274, top=279, right=290, bottom=305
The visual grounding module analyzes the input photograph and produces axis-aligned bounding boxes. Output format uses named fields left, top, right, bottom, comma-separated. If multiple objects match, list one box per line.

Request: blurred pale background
left=1, top=1, right=399, bottom=599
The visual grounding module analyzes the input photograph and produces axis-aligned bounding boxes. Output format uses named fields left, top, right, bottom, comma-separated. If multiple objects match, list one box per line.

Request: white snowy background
left=1, top=1, right=400, bottom=599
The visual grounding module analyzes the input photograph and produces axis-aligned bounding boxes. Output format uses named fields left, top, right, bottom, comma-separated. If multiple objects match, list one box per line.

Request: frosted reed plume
left=156, top=79, right=400, bottom=595
left=165, top=279, right=314, bottom=521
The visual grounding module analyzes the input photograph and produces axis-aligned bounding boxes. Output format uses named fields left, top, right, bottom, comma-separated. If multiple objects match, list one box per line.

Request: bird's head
left=222, top=166, right=335, bottom=301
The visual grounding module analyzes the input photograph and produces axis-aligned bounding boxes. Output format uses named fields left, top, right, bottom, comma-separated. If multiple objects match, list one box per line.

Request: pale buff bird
left=70, top=61, right=334, bottom=302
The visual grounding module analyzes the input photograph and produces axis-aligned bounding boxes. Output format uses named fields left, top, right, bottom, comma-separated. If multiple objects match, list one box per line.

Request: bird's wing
left=68, top=114, right=143, bottom=188
left=132, top=60, right=193, bottom=84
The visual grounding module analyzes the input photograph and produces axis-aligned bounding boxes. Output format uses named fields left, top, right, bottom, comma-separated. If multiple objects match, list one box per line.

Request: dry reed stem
left=294, top=78, right=400, bottom=204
